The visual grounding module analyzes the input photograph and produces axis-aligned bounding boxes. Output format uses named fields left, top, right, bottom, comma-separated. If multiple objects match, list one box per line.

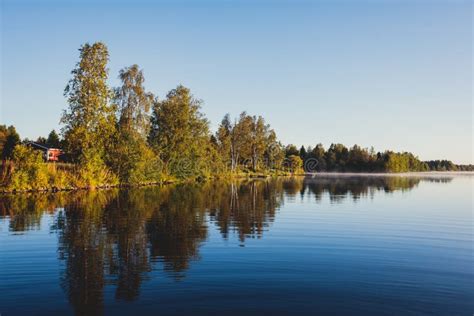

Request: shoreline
left=0, top=172, right=290, bottom=194
left=306, top=171, right=474, bottom=177
left=1, top=171, right=472, bottom=195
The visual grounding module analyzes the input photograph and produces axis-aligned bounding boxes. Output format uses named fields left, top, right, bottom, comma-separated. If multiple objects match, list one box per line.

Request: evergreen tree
left=36, top=137, right=47, bottom=145
left=299, top=146, right=307, bottom=161
left=46, top=130, right=61, bottom=148
left=216, top=114, right=233, bottom=170
left=0, top=125, right=7, bottom=154
left=2, top=126, right=20, bottom=160
left=285, top=145, right=299, bottom=158
left=311, top=144, right=326, bottom=171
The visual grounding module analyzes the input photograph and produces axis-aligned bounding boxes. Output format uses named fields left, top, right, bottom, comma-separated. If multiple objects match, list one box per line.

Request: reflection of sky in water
left=0, top=175, right=472, bottom=315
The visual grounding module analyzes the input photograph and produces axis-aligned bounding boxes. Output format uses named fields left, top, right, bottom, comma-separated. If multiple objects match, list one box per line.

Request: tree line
left=288, top=144, right=472, bottom=173
left=0, top=42, right=471, bottom=191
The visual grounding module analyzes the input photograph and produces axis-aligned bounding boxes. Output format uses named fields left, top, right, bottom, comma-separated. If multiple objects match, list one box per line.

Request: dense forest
left=0, top=42, right=472, bottom=192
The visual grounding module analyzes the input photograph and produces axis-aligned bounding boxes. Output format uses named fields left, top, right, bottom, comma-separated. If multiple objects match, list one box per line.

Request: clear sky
left=1, top=0, right=472, bottom=164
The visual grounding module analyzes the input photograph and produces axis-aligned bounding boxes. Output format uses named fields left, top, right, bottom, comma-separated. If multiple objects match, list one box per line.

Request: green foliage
left=287, top=155, right=304, bottom=174
left=0, top=125, right=7, bottom=154
left=264, top=135, right=285, bottom=171
left=114, top=64, right=154, bottom=138
left=48, top=164, right=71, bottom=189
left=60, top=42, right=118, bottom=188
left=8, top=145, right=49, bottom=191
left=298, top=143, right=435, bottom=173
left=308, top=144, right=326, bottom=171
left=46, top=130, right=61, bottom=148
left=204, top=138, right=228, bottom=177
left=325, top=143, right=349, bottom=171
left=2, top=146, right=74, bottom=191
left=285, top=145, right=299, bottom=158
left=215, top=112, right=277, bottom=173
left=216, top=113, right=245, bottom=172
left=425, top=160, right=460, bottom=171
left=216, top=114, right=232, bottom=170
left=74, top=150, right=118, bottom=189
left=109, top=131, right=163, bottom=184
left=61, top=42, right=116, bottom=163
left=36, top=136, right=47, bottom=145
left=1, top=125, right=20, bottom=160
left=149, top=85, right=211, bottom=179
left=456, top=164, right=474, bottom=171
left=299, top=146, right=307, bottom=160
left=128, top=147, right=163, bottom=184
left=382, top=152, right=429, bottom=173
left=108, top=64, right=162, bottom=184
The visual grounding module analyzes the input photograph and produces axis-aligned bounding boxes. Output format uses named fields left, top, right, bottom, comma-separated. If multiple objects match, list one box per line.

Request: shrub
left=128, top=146, right=164, bottom=184
left=76, top=150, right=118, bottom=189
left=287, top=155, right=304, bottom=174
left=8, top=145, right=49, bottom=191
left=108, top=133, right=164, bottom=185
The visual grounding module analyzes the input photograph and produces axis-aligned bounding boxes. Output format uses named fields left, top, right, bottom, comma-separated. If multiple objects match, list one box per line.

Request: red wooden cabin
left=27, top=142, right=64, bottom=162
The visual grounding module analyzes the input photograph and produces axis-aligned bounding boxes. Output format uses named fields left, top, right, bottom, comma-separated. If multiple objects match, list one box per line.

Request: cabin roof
left=27, top=141, right=62, bottom=151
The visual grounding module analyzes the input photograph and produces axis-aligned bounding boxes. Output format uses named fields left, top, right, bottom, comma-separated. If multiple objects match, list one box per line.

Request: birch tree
left=62, top=42, right=116, bottom=163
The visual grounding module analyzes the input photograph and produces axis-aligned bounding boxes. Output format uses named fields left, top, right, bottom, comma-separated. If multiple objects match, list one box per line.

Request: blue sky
left=1, top=0, right=472, bottom=163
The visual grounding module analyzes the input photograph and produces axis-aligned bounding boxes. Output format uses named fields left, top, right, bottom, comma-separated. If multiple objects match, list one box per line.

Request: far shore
left=1, top=171, right=472, bottom=195
left=305, top=171, right=473, bottom=177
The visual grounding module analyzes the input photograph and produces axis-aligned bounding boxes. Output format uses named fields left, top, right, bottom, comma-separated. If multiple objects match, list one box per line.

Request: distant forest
left=1, top=42, right=472, bottom=192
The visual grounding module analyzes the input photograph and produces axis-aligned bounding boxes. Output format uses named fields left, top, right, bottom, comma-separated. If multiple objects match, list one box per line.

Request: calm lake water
left=0, top=174, right=472, bottom=315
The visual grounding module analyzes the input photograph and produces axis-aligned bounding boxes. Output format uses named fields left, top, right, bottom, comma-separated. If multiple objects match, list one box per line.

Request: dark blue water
left=0, top=175, right=472, bottom=315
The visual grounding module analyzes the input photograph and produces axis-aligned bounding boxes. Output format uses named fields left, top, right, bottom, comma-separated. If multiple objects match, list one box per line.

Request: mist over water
left=0, top=175, right=472, bottom=315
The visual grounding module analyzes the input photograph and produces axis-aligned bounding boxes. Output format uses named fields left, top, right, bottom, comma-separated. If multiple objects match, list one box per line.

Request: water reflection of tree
left=208, top=180, right=282, bottom=242
left=104, top=189, right=153, bottom=301
left=0, top=175, right=455, bottom=314
left=299, top=176, right=452, bottom=203
left=56, top=190, right=116, bottom=316
left=55, top=185, right=209, bottom=314
left=146, top=185, right=207, bottom=278
left=0, top=193, right=66, bottom=232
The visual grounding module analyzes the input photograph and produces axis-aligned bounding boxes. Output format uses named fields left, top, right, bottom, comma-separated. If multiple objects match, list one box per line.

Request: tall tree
left=149, top=85, right=210, bottom=178
left=61, top=42, right=115, bottom=162
left=264, top=131, right=284, bottom=170
left=249, top=115, right=269, bottom=171
left=216, top=112, right=279, bottom=172
left=0, top=125, right=8, bottom=155
left=2, top=126, right=20, bottom=160
left=216, top=114, right=232, bottom=170
left=110, top=64, right=159, bottom=183
left=61, top=42, right=117, bottom=186
left=234, top=112, right=254, bottom=167
left=326, top=143, right=349, bottom=171
left=114, top=65, right=154, bottom=138
left=299, top=146, right=307, bottom=161
left=311, top=143, right=326, bottom=171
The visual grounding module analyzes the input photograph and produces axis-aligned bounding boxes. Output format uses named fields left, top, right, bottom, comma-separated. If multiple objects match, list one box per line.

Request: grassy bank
left=0, top=156, right=296, bottom=194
